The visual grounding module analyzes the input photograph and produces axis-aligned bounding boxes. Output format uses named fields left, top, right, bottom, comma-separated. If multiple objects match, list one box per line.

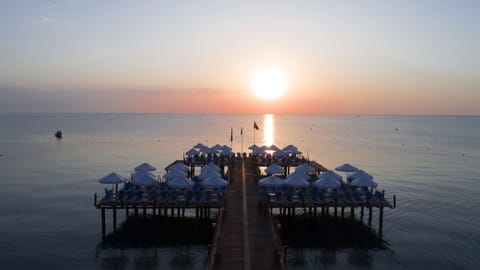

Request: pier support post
left=368, top=207, right=373, bottom=226
left=113, top=207, right=117, bottom=231
left=351, top=206, right=355, bottom=219
left=125, top=206, right=129, bottom=219
left=143, top=206, right=147, bottom=220
left=360, top=206, right=364, bottom=220
left=379, top=207, right=384, bottom=230
left=101, top=209, right=106, bottom=240
left=341, top=207, right=344, bottom=218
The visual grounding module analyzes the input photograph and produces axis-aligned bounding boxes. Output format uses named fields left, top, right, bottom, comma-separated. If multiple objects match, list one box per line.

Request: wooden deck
left=213, top=157, right=282, bottom=270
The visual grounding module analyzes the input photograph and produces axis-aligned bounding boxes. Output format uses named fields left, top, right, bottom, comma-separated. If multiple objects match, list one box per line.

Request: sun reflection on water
left=263, top=114, right=274, bottom=146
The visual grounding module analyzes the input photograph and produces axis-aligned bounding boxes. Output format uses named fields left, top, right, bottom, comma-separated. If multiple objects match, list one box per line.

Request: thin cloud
left=40, top=16, right=53, bottom=24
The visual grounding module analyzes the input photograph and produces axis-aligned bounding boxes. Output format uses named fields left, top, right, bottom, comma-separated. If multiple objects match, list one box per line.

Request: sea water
left=0, top=113, right=479, bottom=269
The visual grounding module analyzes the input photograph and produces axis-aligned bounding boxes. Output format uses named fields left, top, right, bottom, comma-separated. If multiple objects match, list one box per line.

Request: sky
left=0, top=0, right=479, bottom=114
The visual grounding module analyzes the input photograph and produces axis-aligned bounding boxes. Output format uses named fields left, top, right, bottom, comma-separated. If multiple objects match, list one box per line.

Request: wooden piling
left=101, top=208, right=106, bottom=240
left=368, top=207, right=373, bottom=226
left=379, top=206, right=384, bottom=230
left=113, top=207, right=117, bottom=231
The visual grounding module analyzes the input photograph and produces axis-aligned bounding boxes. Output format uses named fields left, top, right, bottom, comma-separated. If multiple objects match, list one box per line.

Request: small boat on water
left=55, top=130, right=62, bottom=139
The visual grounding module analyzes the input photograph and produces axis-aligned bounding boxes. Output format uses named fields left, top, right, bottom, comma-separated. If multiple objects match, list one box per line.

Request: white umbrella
left=350, top=175, right=378, bottom=188
left=163, top=170, right=187, bottom=181
left=220, top=145, right=232, bottom=151
left=185, top=148, right=199, bottom=156
left=259, top=175, right=285, bottom=187
left=317, top=170, right=343, bottom=181
left=98, top=172, right=126, bottom=191
left=314, top=175, right=341, bottom=189
left=335, top=163, right=359, bottom=172
left=199, top=169, right=221, bottom=180
left=134, top=162, right=156, bottom=172
left=285, top=175, right=310, bottom=188
left=282, top=144, right=298, bottom=152
left=168, top=162, right=189, bottom=173
left=220, top=149, right=233, bottom=156
left=193, top=142, right=207, bottom=149
left=202, top=162, right=221, bottom=172
left=265, top=163, right=284, bottom=175
left=201, top=176, right=228, bottom=188
left=168, top=176, right=195, bottom=189
left=248, top=144, right=260, bottom=150
left=132, top=170, right=156, bottom=180
left=348, top=170, right=373, bottom=181
left=295, top=163, right=316, bottom=173
left=335, top=163, right=359, bottom=180
left=272, top=150, right=286, bottom=157
left=99, top=172, right=126, bottom=184
left=132, top=173, right=157, bottom=186
left=287, top=171, right=310, bottom=181
left=211, top=144, right=223, bottom=152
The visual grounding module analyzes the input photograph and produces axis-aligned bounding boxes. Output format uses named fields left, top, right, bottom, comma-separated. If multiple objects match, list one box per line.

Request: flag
left=253, top=121, right=259, bottom=130
left=230, top=127, right=233, bottom=142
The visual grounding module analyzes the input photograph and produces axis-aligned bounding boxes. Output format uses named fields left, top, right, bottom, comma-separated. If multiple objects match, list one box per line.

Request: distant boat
left=55, top=130, right=62, bottom=139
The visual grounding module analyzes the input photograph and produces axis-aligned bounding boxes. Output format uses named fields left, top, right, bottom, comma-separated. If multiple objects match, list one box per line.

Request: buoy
left=55, top=130, right=62, bottom=139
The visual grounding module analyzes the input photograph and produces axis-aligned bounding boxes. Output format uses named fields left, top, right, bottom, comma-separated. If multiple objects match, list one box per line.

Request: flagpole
left=241, top=126, right=244, bottom=154
left=230, top=127, right=233, bottom=149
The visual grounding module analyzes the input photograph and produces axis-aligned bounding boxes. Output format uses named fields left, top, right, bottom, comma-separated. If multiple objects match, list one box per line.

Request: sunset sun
left=249, top=69, right=287, bottom=100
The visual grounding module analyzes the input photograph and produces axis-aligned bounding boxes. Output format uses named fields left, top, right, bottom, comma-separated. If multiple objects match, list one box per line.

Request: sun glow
left=249, top=69, right=287, bottom=100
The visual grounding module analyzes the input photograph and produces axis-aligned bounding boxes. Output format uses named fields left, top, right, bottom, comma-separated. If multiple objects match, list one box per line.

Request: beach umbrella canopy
left=202, top=162, right=221, bottom=172
left=248, top=144, right=260, bottom=151
left=350, top=175, right=378, bottom=188
left=132, top=170, right=156, bottom=180
left=285, top=175, right=310, bottom=188
left=193, top=142, right=207, bottom=149
left=134, top=162, right=156, bottom=172
left=163, top=170, right=186, bottom=180
left=132, top=173, right=157, bottom=186
left=259, top=175, right=285, bottom=187
left=265, top=163, right=284, bottom=175
left=314, top=175, right=341, bottom=188
left=295, top=163, right=316, bottom=173
left=317, top=170, right=343, bottom=181
left=220, top=149, right=234, bottom=156
left=185, top=148, right=199, bottom=156
left=266, top=144, right=281, bottom=151
left=348, top=170, right=373, bottom=181
left=199, top=169, right=221, bottom=180
left=99, top=172, right=126, bottom=184
left=335, top=163, right=359, bottom=172
left=168, top=176, right=195, bottom=189
left=221, top=145, right=232, bottom=151
left=288, top=149, right=303, bottom=155
left=167, top=162, right=189, bottom=173
left=201, top=176, right=228, bottom=188
left=287, top=171, right=310, bottom=181
left=211, top=144, right=223, bottom=151
left=282, top=144, right=298, bottom=152
left=272, top=150, right=286, bottom=157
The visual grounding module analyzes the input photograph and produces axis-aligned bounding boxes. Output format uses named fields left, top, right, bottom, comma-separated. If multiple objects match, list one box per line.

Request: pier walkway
left=214, top=157, right=282, bottom=270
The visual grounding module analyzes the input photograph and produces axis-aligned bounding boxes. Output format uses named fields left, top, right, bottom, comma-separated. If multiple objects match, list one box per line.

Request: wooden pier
left=211, top=157, right=283, bottom=270
left=94, top=153, right=396, bottom=270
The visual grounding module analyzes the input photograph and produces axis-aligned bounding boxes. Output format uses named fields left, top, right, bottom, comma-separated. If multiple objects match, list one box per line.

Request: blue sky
left=1, top=1, right=479, bottom=114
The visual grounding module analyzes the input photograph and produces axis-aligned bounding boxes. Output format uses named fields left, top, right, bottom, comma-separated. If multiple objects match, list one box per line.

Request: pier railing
left=207, top=208, right=224, bottom=269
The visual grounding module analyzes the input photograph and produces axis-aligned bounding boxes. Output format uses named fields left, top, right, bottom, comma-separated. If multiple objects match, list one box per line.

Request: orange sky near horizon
left=0, top=1, right=479, bottom=115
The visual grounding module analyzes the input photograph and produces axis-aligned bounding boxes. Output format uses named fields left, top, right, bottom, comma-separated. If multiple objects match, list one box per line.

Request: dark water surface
left=0, top=113, right=479, bottom=269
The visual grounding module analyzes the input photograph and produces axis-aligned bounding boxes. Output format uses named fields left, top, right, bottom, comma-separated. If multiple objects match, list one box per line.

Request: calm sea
left=0, top=113, right=479, bottom=270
